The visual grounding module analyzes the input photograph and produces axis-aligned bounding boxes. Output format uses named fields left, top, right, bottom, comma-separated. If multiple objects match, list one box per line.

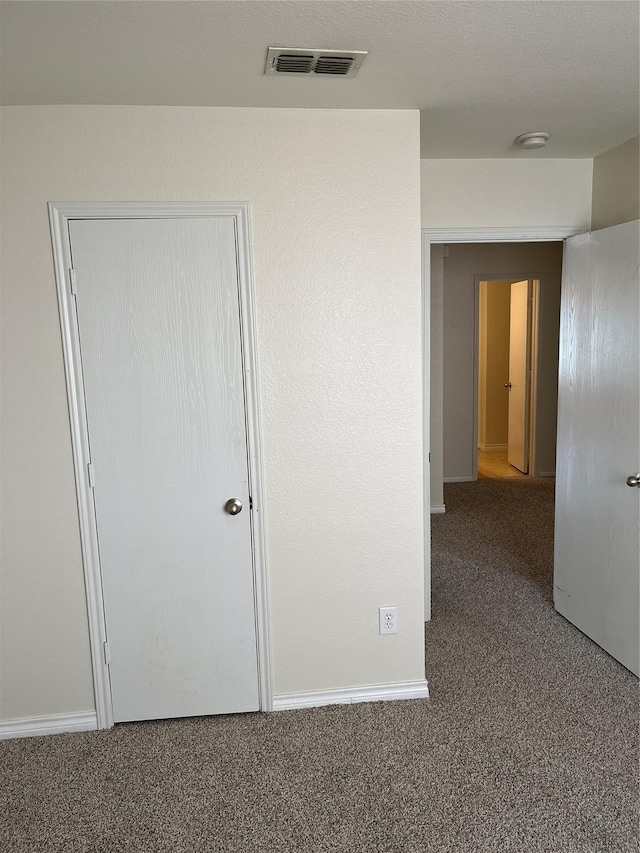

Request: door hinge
left=69, top=268, right=77, bottom=296
left=249, top=495, right=253, bottom=510
left=103, top=641, right=110, bottom=666
left=87, top=462, right=95, bottom=488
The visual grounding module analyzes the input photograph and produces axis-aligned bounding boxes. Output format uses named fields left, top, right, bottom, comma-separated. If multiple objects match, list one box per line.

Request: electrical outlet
left=379, top=606, right=398, bottom=635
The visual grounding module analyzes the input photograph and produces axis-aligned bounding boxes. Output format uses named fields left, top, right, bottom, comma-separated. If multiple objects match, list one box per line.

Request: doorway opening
left=475, top=276, right=541, bottom=480
left=422, top=228, right=574, bottom=620
left=423, top=223, right=639, bottom=676
left=428, top=239, right=564, bottom=496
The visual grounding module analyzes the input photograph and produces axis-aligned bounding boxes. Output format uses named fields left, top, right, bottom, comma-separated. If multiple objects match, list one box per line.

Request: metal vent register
left=265, top=47, right=367, bottom=78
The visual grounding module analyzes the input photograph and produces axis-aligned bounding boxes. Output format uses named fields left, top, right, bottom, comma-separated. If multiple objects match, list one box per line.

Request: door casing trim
left=421, top=225, right=584, bottom=621
left=49, top=201, right=273, bottom=728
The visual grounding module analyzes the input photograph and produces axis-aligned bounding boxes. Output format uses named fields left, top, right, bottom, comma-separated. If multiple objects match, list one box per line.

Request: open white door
left=507, top=280, right=531, bottom=473
left=554, top=220, right=640, bottom=675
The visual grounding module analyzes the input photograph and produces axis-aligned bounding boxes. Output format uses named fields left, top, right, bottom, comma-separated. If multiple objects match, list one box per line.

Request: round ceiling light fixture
left=515, top=131, right=551, bottom=150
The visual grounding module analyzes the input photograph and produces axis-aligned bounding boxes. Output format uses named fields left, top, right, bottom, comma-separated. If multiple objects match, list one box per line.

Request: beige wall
left=442, top=243, right=563, bottom=480
left=478, top=281, right=512, bottom=449
left=0, top=106, right=425, bottom=722
left=591, top=136, right=640, bottom=231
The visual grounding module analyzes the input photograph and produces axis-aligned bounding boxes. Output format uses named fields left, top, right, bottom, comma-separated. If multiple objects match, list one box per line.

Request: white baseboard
left=538, top=470, right=556, bottom=478
left=273, top=680, right=430, bottom=711
left=443, top=476, right=475, bottom=483
left=430, top=504, right=446, bottom=514
left=0, top=711, right=98, bottom=741
left=478, top=443, right=508, bottom=452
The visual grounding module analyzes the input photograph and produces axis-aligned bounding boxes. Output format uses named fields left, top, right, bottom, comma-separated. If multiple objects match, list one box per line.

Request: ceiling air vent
left=315, top=55, right=354, bottom=76
left=265, top=47, right=367, bottom=78
left=275, top=54, right=315, bottom=74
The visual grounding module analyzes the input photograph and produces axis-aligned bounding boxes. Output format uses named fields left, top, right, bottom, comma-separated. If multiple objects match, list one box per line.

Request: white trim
left=0, top=712, right=97, bottom=741
left=421, top=231, right=431, bottom=622
left=48, top=201, right=272, bottom=726
left=444, top=475, right=475, bottom=483
left=49, top=205, right=113, bottom=729
left=478, top=444, right=508, bottom=452
left=430, top=504, right=446, bottom=514
left=472, top=276, right=480, bottom=477
left=48, top=201, right=253, bottom=220
left=273, top=680, right=429, bottom=711
left=422, top=227, right=584, bottom=243
left=529, top=278, right=541, bottom=477
left=233, top=208, right=273, bottom=713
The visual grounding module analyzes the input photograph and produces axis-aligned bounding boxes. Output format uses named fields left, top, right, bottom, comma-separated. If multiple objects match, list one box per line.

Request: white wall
left=429, top=245, right=444, bottom=512
left=441, top=243, right=564, bottom=480
left=421, top=159, right=593, bottom=229
left=591, top=136, right=640, bottom=231
left=0, top=106, right=425, bottom=722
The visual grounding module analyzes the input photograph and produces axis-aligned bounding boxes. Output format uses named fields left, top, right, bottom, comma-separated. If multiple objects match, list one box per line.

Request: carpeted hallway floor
left=2, top=479, right=638, bottom=852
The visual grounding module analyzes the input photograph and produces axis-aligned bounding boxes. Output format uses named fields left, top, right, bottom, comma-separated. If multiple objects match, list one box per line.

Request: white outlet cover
left=379, top=606, right=398, bottom=635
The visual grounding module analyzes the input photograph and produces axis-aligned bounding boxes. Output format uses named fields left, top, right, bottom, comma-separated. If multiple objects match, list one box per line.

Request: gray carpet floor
left=2, top=478, right=638, bottom=852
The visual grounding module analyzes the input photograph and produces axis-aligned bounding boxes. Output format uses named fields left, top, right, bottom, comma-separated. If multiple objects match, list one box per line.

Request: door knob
left=626, top=474, right=640, bottom=488
left=224, top=498, right=243, bottom=515
left=504, top=383, right=512, bottom=389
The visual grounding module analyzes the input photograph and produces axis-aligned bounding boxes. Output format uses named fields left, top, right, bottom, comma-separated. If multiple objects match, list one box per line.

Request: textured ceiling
left=1, top=0, right=638, bottom=158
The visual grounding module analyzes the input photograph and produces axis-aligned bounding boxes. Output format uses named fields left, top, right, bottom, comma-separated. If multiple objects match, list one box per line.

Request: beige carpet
left=1, top=478, right=638, bottom=852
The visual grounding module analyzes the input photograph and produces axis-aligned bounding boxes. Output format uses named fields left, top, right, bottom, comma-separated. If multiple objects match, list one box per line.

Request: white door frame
left=49, top=202, right=272, bottom=728
left=421, top=226, right=583, bottom=618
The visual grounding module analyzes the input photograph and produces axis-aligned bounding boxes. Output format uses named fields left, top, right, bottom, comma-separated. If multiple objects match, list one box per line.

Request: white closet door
left=70, top=217, right=259, bottom=722
left=554, top=220, right=640, bottom=675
